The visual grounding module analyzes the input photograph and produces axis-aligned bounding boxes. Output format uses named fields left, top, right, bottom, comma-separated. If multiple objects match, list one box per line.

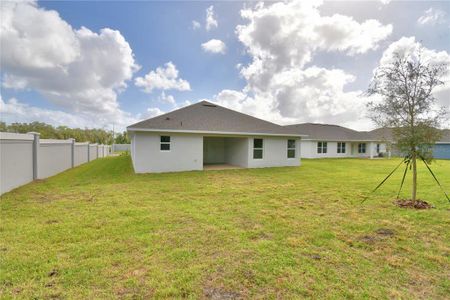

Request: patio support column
left=369, top=142, right=374, bottom=159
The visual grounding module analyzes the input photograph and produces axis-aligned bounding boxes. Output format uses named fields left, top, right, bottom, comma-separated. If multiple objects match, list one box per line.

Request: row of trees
left=0, top=122, right=130, bottom=145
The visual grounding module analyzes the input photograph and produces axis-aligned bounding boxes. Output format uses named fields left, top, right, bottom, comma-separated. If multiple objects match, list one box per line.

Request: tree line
left=0, top=121, right=130, bottom=144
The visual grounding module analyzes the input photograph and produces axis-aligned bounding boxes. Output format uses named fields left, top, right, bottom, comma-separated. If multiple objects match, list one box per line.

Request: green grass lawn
left=1, top=156, right=449, bottom=299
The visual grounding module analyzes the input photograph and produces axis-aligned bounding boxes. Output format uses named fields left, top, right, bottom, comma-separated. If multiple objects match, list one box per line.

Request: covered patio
left=203, top=136, right=248, bottom=169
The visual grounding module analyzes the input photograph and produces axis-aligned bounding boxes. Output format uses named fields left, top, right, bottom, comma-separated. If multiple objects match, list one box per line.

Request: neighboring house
left=434, top=130, right=450, bottom=159
left=285, top=123, right=387, bottom=159
left=370, top=128, right=450, bottom=159
left=127, top=101, right=305, bottom=173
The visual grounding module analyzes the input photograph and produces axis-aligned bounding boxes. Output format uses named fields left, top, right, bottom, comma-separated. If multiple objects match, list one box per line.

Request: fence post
left=27, top=132, right=40, bottom=180
left=70, top=138, right=75, bottom=168
left=87, top=143, right=90, bottom=162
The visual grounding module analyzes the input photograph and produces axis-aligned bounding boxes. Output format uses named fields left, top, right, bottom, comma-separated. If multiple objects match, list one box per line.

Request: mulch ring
left=394, top=199, right=434, bottom=209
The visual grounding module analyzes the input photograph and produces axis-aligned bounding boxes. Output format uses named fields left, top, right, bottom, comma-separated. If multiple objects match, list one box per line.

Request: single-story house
left=127, top=101, right=305, bottom=173
left=370, top=127, right=450, bottom=159
left=284, top=123, right=388, bottom=159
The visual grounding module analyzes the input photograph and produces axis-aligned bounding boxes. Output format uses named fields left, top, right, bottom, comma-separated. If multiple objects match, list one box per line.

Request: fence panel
left=38, top=140, right=72, bottom=179
left=74, top=143, right=89, bottom=166
left=89, top=144, right=98, bottom=160
left=0, top=133, right=34, bottom=195
left=0, top=132, right=111, bottom=195
left=112, top=144, right=130, bottom=152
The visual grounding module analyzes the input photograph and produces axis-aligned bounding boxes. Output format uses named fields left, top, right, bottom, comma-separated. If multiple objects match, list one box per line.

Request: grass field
left=1, top=156, right=449, bottom=299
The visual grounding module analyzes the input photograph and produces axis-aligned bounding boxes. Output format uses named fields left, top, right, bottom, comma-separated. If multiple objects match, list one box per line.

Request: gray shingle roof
left=284, top=123, right=374, bottom=141
left=128, top=101, right=303, bottom=136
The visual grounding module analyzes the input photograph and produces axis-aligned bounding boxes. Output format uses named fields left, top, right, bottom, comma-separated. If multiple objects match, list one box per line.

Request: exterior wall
left=130, top=132, right=301, bottom=173
left=74, top=143, right=89, bottom=166
left=224, top=138, right=249, bottom=167
left=132, top=132, right=203, bottom=173
left=302, top=140, right=387, bottom=158
left=301, top=141, right=354, bottom=159
left=0, top=133, right=34, bottom=195
left=38, top=140, right=72, bottom=179
left=204, top=137, right=225, bottom=164
left=433, top=143, right=450, bottom=159
left=246, top=137, right=301, bottom=168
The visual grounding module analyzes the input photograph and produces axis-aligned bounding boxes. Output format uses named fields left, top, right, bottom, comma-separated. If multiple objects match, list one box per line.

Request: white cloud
left=378, top=0, right=391, bottom=5
left=206, top=5, right=218, bottom=31
left=209, top=0, right=393, bottom=130
left=140, top=107, right=164, bottom=120
left=376, top=37, right=450, bottom=109
left=417, top=8, right=446, bottom=26
left=201, top=39, right=226, bottom=54
left=192, top=20, right=201, bottom=30
left=0, top=96, right=138, bottom=130
left=158, top=91, right=176, bottom=105
left=0, top=0, right=139, bottom=128
left=135, top=62, right=191, bottom=93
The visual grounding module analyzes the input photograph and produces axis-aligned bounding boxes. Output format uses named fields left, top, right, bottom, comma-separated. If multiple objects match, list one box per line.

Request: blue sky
left=1, top=0, right=449, bottom=131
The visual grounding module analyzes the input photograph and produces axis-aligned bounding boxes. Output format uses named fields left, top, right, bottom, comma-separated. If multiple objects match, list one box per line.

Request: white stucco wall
left=130, top=132, right=301, bottom=173
left=0, top=133, right=34, bottom=195
left=246, top=137, right=301, bottom=168
left=204, top=137, right=225, bottom=164
left=224, top=138, right=249, bottom=167
left=132, top=132, right=203, bottom=173
left=301, top=140, right=387, bottom=158
left=38, top=140, right=72, bottom=179
left=74, top=143, right=89, bottom=166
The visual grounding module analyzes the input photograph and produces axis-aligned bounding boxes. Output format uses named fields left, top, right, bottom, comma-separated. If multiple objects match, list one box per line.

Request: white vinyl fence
left=112, top=143, right=131, bottom=152
left=0, top=132, right=111, bottom=195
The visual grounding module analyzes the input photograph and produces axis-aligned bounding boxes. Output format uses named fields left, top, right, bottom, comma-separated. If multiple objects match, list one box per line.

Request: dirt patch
left=48, top=269, right=58, bottom=277
left=203, top=287, right=241, bottom=300
left=394, top=199, right=433, bottom=209
left=359, top=228, right=396, bottom=244
left=310, top=254, right=322, bottom=260
left=45, top=219, right=59, bottom=225
left=375, top=228, right=395, bottom=237
left=359, top=235, right=378, bottom=244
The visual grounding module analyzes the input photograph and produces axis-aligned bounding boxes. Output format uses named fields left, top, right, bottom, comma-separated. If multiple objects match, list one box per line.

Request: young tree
left=367, top=50, right=448, bottom=201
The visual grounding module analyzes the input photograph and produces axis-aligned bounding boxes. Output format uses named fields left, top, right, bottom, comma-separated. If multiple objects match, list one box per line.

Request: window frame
left=317, top=141, right=328, bottom=154
left=358, top=143, right=366, bottom=154
left=160, top=135, right=171, bottom=151
left=337, top=142, right=346, bottom=154
left=287, top=139, right=296, bottom=159
left=253, top=138, right=264, bottom=159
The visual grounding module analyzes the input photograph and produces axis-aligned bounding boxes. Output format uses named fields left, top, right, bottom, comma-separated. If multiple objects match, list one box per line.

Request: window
left=317, top=141, right=327, bottom=154
left=376, top=143, right=380, bottom=153
left=160, top=136, right=170, bottom=151
left=253, top=138, right=263, bottom=159
left=287, top=139, right=296, bottom=158
left=358, top=143, right=366, bottom=153
left=337, top=142, right=346, bottom=154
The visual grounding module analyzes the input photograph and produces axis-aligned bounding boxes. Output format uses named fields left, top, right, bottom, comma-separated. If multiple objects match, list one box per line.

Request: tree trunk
left=412, top=151, right=417, bottom=201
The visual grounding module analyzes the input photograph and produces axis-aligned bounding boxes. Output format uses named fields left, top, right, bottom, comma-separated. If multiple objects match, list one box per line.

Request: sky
left=1, top=0, right=449, bottom=132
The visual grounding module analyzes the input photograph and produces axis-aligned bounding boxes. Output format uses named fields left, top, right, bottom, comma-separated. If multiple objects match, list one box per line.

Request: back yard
left=1, top=156, right=449, bottom=299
